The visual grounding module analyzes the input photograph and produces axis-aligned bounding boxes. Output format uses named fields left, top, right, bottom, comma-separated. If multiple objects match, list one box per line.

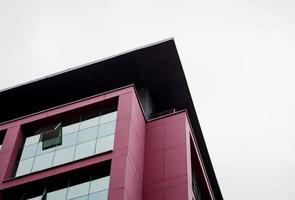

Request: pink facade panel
left=145, top=125, right=164, bottom=154
left=164, top=144, right=187, bottom=179
left=144, top=151, right=164, bottom=185
left=143, top=113, right=190, bottom=200
left=165, top=184, right=188, bottom=200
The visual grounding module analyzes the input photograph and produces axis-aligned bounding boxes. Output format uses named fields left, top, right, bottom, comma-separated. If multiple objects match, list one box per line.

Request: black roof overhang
left=0, top=39, right=222, bottom=199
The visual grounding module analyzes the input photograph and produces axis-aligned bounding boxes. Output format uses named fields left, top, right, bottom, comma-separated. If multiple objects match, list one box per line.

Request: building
left=0, top=39, right=223, bottom=200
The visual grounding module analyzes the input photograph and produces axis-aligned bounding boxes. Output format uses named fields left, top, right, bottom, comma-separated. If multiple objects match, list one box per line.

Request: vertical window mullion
left=64, top=178, right=70, bottom=200
left=72, top=115, right=82, bottom=162
left=87, top=174, right=93, bottom=199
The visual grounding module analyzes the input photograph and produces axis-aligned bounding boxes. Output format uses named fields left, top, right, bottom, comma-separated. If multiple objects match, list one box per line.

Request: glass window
left=16, top=98, right=117, bottom=177
left=62, top=123, right=80, bottom=135
left=90, top=176, right=110, bottom=193
left=20, top=144, right=38, bottom=160
left=98, top=121, right=116, bottom=138
left=41, top=124, right=62, bottom=150
left=32, top=152, right=54, bottom=172
left=95, top=135, right=114, bottom=154
left=47, top=188, right=67, bottom=200
left=24, top=135, right=40, bottom=146
left=88, top=190, right=108, bottom=200
left=15, top=158, right=34, bottom=176
left=53, top=146, right=75, bottom=166
left=77, top=126, right=98, bottom=144
left=99, top=111, right=117, bottom=124
left=79, top=116, right=100, bottom=130
left=67, top=182, right=90, bottom=199
left=42, top=136, right=61, bottom=150
left=36, top=142, right=56, bottom=156
left=74, top=140, right=95, bottom=160
left=56, top=132, right=78, bottom=150
left=18, top=172, right=110, bottom=200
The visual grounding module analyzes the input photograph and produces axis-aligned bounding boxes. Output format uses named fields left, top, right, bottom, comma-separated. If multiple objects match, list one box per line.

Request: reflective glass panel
left=99, top=111, right=117, bottom=124
left=42, top=134, right=62, bottom=150
left=36, top=142, right=55, bottom=156
left=98, top=121, right=116, bottom=138
left=56, top=132, right=78, bottom=150
left=62, top=123, right=80, bottom=135
left=90, top=176, right=110, bottom=193
left=20, top=144, right=38, bottom=160
left=47, top=188, right=67, bottom=200
left=95, top=135, right=114, bottom=154
left=53, top=146, right=75, bottom=166
left=32, top=152, right=54, bottom=172
left=79, top=116, right=100, bottom=130
left=24, top=135, right=40, bottom=146
left=77, top=126, right=98, bottom=144
left=67, top=182, right=90, bottom=199
left=15, top=158, right=34, bottom=176
left=88, top=190, right=108, bottom=200
left=74, top=140, right=95, bottom=160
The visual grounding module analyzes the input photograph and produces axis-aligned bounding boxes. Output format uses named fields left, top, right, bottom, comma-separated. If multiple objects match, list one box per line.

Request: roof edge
left=0, top=38, right=174, bottom=93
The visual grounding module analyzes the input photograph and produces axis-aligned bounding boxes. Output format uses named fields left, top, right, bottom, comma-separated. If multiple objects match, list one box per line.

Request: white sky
left=1, top=1, right=295, bottom=199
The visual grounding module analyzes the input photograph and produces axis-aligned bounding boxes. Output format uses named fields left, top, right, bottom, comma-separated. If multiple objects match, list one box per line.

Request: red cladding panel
left=143, top=113, right=191, bottom=200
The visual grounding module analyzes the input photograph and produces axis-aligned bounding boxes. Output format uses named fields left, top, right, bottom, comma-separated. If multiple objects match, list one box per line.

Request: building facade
left=0, top=39, right=222, bottom=200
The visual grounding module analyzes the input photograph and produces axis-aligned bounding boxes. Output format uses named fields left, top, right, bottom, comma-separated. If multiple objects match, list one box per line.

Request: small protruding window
left=0, top=129, right=6, bottom=150
left=37, top=123, right=62, bottom=150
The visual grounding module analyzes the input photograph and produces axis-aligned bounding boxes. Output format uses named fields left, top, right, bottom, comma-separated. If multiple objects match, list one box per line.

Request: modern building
left=0, top=39, right=222, bottom=200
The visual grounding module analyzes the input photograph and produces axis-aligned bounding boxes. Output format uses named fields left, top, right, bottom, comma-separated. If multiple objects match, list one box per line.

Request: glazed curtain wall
left=15, top=108, right=117, bottom=177
left=24, top=175, right=110, bottom=200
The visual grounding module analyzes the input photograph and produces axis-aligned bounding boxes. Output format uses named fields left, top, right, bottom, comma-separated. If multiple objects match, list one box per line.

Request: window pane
left=42, top=133, right=62, bottom=150
left=79, top=116, right=100, bottom=130
left=90, top=176, right=110, bottom=193
left=88, top=190, right=108, bottom=200
left=77, top=126, right=98, bottom=144
left=95, top=135, right=114, bottom=154
left=15, top=158, right=34, bottom=176
left=32, top=152, right=54, bottom=172
left=36, top=142, right=55, bottom=156
left=20, top=144, right=38, bottom=160
left=98, top=121, right=116, bottom=138
left=99, top=111, right=117, bottom=124
left=62, top=123, right=80, bottom=135
left=67, top=182, right=90, bottom=199
left=24, top=135, right=40, bottom=146
left=74, top=140, right=95, bottom=160
left=47, top=188, right=67, bottom=200
left=56, top=132, right=78, bottom=150
left=53, top=146, right=75, bottom=166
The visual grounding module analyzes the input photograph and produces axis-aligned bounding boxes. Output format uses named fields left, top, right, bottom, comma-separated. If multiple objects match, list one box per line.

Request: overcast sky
left=1, top=0, right=295, bottom=199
